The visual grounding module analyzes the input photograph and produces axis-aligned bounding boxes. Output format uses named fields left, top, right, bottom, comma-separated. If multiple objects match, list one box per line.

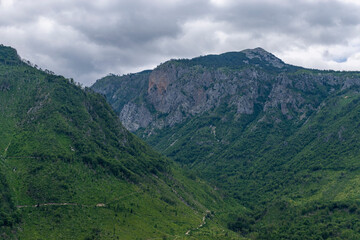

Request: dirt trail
left=16, top=202, right=108, bottom=208
left=17, top=203, right=79, bottom=208
left=4, top=141, right=11, bottom=155
left=16, top=191, right=142, bottom=209
left=185, top=210, right=211, bottom=236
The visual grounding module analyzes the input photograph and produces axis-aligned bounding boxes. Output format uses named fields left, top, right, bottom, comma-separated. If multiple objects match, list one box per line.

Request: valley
left=0, top=45, right=237, bottom=239
left=2, top=43, right=360, bottom=239
left=93, top=48, right=360, bottom=239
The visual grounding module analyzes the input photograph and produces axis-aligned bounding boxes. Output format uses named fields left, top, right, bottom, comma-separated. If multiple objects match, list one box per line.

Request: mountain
left=92, top=48, right=360, bottom=239
left=0, top=44, right=240, bottom=239
left=92, top=48, right=302, bottom=132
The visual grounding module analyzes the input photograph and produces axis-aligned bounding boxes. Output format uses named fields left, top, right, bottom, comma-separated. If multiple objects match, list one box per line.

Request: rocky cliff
left=92, top=48, right=356, bottom=133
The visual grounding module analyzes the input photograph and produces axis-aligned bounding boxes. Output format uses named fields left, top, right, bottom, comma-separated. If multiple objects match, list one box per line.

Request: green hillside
left=146, top=88, right=360, bottom=239
left=93, top=49, right=360, bottom=239
left=0, top=45, right=240, bottom=239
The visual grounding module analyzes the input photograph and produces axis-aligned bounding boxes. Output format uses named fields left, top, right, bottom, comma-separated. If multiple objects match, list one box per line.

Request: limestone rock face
left=242, top=47, right=285, bottom=68
left=92, top=48, right=360, bottom=133
left=119, top=102, right=153, bottom=132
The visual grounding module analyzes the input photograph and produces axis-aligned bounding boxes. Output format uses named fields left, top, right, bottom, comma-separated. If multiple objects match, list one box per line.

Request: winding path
left=16, top=202, right=105, bottom=208
left=15, top=191, right=142, bottom=209
left=185, top=210, right=211, bottom=236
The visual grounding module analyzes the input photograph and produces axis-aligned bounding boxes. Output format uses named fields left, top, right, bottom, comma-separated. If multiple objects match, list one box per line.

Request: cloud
left=1, top=0, right=360, bottom=85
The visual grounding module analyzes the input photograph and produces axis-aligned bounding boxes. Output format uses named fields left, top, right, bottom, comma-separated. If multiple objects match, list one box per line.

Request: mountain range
left=93, top=47, right=360, bottom=239
left=2, top=43, right=360, bottom=239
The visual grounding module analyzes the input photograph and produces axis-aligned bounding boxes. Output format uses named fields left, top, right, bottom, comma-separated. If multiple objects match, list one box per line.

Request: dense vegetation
left=170, top=49, right=299, bottom=73
left=93, top=49, right=360, bottom=239
left=145, top=90, right=360, bottom=239
left=0, top=45, right=241, bottom=239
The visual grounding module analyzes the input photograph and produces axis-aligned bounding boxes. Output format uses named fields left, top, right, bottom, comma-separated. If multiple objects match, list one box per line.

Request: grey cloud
left=1, top=0, right=360, bottom=85
left=213, top=0, right=360, bottom=45
left=53, top=0, right=210, bottom=47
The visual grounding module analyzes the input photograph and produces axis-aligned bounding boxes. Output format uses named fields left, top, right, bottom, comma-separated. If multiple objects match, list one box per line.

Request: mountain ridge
left=191, top=47, right=288, bottom=69
left=92, top=48, right=360, bottom=238
left=0, top=44, right=238, bottom=239
left=92, top=48, right=356, bottom=133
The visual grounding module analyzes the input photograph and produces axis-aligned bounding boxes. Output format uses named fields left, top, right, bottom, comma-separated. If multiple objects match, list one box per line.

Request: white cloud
left=0, top=0, right=360, bottom=85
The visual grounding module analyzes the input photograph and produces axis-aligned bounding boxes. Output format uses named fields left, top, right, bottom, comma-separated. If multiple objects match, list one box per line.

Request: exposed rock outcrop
left=92, top=48, right=360, bottom=133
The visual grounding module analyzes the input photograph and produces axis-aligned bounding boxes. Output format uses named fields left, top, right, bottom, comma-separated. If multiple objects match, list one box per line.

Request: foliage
left=92, top=50, right=360, bottom=238
left=140, top=81, right=360, bottom=238
left=0, top=45, right=237, bottom=239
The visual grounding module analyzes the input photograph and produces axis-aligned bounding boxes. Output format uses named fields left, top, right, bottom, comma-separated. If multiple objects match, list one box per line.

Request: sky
left=1, top=0, right=360, bottom=86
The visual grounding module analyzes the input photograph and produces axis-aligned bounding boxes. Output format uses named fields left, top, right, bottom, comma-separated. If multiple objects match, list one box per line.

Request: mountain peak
left=0, top=44, right=21, bottom=65
left=163, top=47, right=290, bottom=71
left=241, top=47, right=285, bottom=68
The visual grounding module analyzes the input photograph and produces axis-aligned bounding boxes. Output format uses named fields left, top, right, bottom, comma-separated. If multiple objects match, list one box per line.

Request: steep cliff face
left=92, top=48, right=354, bottom=134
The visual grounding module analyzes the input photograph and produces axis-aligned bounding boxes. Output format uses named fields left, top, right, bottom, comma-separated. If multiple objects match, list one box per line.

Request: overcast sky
left=1, top=0, right=360, bottom=86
